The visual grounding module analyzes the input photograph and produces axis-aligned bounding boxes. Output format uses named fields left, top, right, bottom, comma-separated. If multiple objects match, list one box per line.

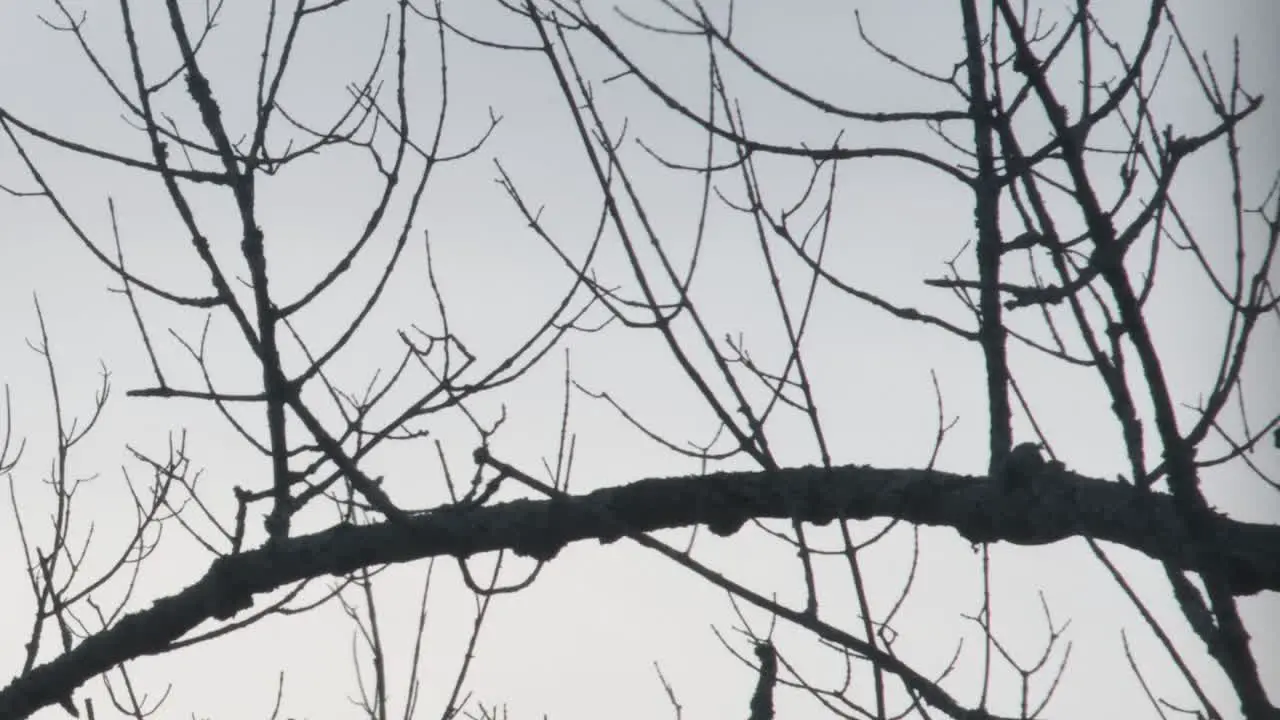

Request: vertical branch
left=748, top=641, right=777, bottom=720
left=958, top=0, right=1013, bottom=472
left=160, top=0, right=293, bottom=541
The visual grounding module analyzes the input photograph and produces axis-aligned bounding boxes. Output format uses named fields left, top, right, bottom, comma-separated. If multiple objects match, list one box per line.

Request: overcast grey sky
left=1, top=1, right=1277, bottom=718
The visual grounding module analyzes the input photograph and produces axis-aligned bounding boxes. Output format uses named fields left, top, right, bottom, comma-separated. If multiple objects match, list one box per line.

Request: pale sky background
left=1, top=1, right=1277, bottom=718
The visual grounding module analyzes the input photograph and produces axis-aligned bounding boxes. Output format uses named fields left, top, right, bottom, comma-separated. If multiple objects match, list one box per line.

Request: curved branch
left=2, top=457, right=1274, bottom=719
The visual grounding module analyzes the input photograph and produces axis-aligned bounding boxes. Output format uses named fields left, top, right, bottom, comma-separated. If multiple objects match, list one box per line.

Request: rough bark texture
left=1, top=463, right=1275, bottom=718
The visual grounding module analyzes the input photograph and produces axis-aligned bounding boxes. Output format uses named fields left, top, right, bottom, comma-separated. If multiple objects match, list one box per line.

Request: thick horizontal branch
left=2, top=463, right=1276, bottom=718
